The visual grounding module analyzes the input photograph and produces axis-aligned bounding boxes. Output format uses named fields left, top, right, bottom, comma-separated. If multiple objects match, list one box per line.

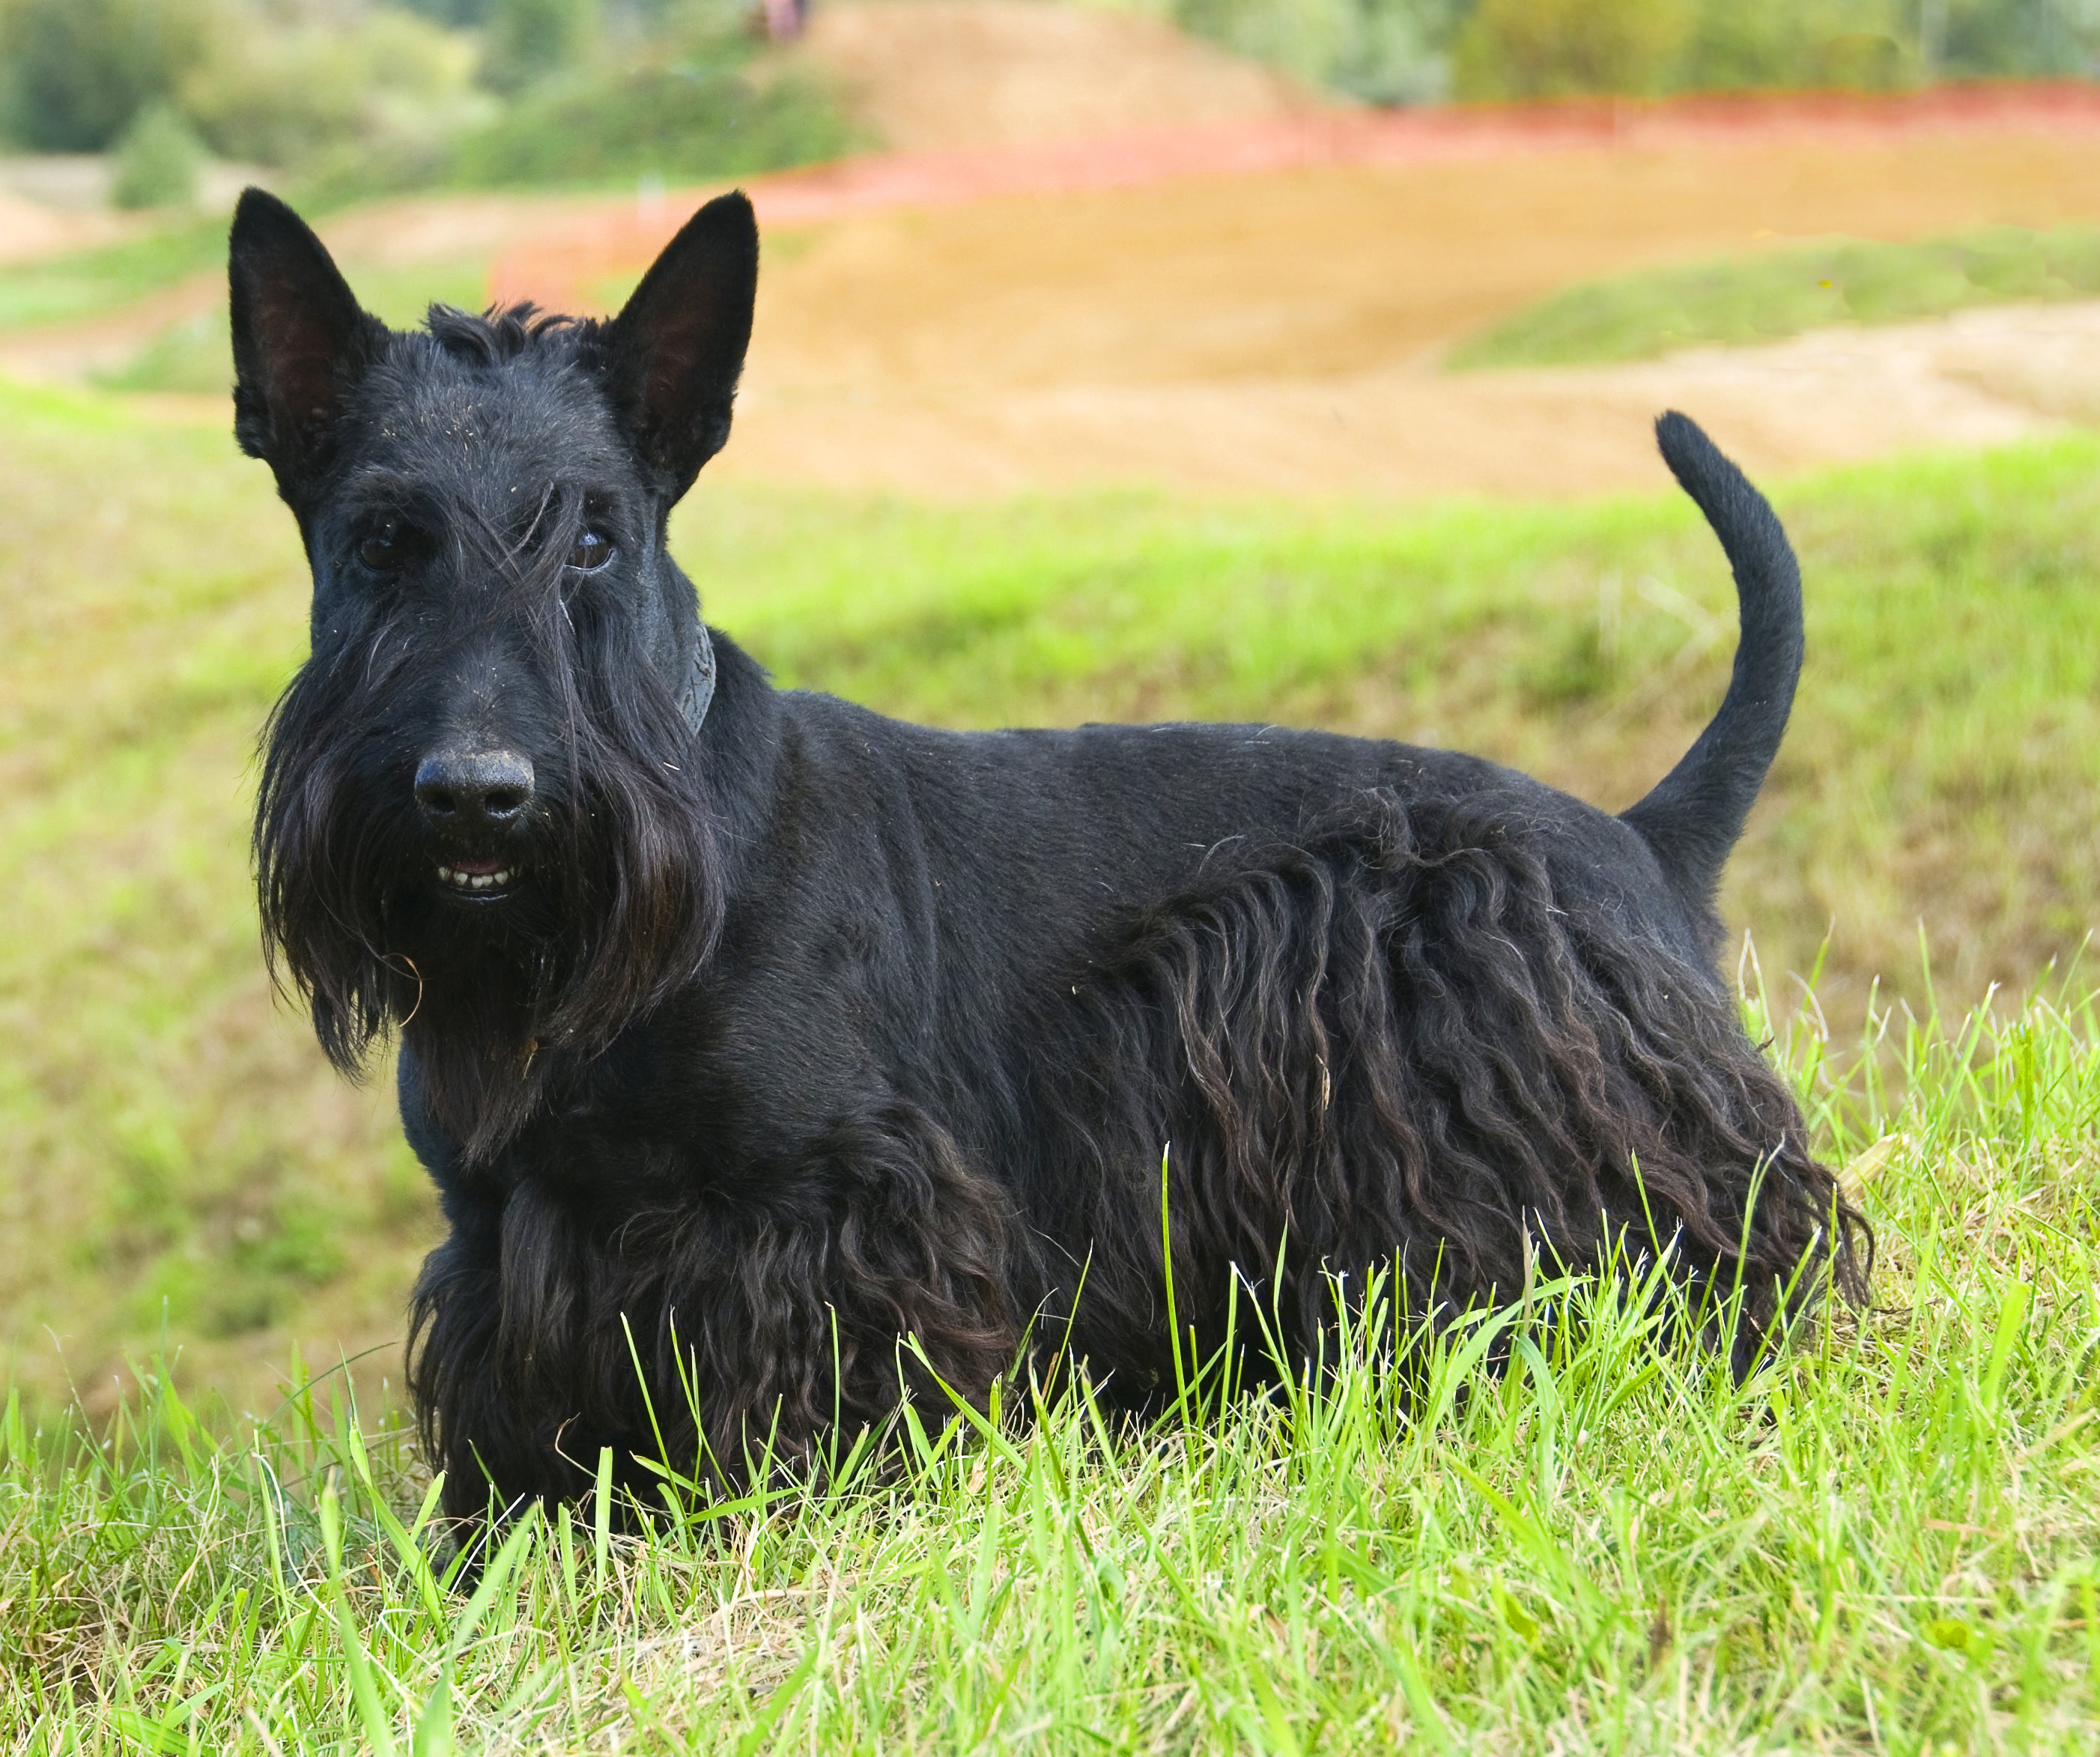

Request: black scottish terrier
left=233, top=187, right=1865, bottom=1522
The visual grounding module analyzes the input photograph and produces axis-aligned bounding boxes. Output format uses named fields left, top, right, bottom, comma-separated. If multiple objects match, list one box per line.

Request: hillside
left=4, top=372, right=2100, bottom=1412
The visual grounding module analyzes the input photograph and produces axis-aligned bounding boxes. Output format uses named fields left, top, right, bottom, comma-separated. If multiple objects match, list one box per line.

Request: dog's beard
left=255, top=559, right=723, bottom=1165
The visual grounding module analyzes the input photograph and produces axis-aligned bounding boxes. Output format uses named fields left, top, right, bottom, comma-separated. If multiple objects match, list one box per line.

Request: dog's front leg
left=408, top=1096, right=1027, bottom=1525
left=669, top=1099, right=1028, bottom=1482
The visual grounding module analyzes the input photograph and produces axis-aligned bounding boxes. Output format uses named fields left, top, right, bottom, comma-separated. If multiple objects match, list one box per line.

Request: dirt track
left=11, top=1, right=2100, bottom=494
left=485, top=7, right=2100, bottom=497
left=700, top=127, right=2100, bottom=496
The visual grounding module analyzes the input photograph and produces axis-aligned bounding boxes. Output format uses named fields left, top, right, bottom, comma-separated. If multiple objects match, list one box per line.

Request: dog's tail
left=1621, top=413, right=1803, bottom=905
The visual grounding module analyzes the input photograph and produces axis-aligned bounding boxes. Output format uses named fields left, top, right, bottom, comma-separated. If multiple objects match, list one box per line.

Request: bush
left=1174, top=0, right=1468, bottom=103
left=0, top=0, right=220, bottom=151
left=1677, top=0, right=1908, bottom=91
left=1175, top=0, right=2100, bottom=103
left=1452, top=0, right=1693, bottom=97
left=480, top=0, right=604, bottom=94
left=445, top=49, right=850, bottom=187
left=109, top=100, right=204, bottom=208
left=177, top=7, right=488, bottom=170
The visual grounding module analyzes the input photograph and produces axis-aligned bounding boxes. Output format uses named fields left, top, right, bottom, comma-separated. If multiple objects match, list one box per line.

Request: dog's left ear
left=229, top=188, right=386, bottom=500
left=600, top=192, right=759, bottom=500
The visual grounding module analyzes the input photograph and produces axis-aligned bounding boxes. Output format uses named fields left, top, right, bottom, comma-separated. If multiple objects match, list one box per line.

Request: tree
left=481, top=0, right=604, bottom=94
left=0, top=0, right=219, bottom=151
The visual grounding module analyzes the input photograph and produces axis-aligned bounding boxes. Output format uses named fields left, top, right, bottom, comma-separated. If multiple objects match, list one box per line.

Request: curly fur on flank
left=1025, top=789, right=1866, bottom=1399
left=229, top=184, right=1866, bottom=1527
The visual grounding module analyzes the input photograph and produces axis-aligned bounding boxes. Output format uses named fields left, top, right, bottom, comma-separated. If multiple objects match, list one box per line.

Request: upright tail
left=1621, top=413, right=1803, bottom=906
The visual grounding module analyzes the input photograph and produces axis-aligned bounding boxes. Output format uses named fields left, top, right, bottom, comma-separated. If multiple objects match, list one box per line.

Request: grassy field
left=3, top=979, right=2096, bottom=1750
left=1451, top=225, right=2100, bottom=369
left=2, top=369, right=2099, bottom=1750
left=0, top=222, right=231, bottom=335
left=7, top=377, right=2100, bottom=1422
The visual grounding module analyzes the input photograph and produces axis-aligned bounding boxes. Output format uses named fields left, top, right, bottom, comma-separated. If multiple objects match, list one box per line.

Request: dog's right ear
left=599, top=191, right=759, bottom=501
left=229, top=188, right=384, bottom=497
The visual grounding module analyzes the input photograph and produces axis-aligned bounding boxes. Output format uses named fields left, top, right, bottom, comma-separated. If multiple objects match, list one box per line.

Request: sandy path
left=489, top=79, right=2100, bottom=315
left=11, top=0, right=2100, bottom=496
left=714, top=300, right=2093, bottom=500
left=0, top=188, right=136, bottom=264
left=700, top=132, right=2100, bottom=497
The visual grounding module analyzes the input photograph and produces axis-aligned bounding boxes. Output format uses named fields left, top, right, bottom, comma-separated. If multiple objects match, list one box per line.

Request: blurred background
left=5, top=0, right=2100, bottom=1416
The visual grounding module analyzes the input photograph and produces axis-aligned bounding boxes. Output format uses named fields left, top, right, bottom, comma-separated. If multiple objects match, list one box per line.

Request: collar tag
left=680, top=623, right=717, bottom=733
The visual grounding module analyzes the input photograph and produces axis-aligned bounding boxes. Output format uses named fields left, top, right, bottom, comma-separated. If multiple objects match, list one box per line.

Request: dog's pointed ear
left=229, top=188, right=384, bottom=497
left=600, top=191, right=759, bottom=500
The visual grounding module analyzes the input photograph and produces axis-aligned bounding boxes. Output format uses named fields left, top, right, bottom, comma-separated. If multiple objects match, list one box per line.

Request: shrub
left=1935, top=0, right=2100, bottom=76
left=1174, top=0, right=1467, bottom=103
left=1452, top=0, right=1694, bottom=98
left=445, top=48, right=850, bottom=186
left=1674, top=0, right=1905, bottom=91
left=480, top=0, right=604, bottom=94
left=1175, top=0, right=2100, bottom=103
left=0, top=0, right=220, bottom=151
left=177, top=7, right=488, bottom=170
left=109, top=99, right=204, bottom=208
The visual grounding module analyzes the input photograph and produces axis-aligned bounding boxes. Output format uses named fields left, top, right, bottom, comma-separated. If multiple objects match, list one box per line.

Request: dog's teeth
left=437, top=864, right=513, bottom=892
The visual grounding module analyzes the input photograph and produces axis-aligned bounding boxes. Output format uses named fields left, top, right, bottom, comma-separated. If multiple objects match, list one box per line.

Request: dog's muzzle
left=416, top=748, right=532, bottom=897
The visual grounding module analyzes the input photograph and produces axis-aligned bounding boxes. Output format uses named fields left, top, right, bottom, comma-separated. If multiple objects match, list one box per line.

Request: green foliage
left=1454, top=0, right=1695, bottom=98
left=0, top=0, right=841, bottom=198
left=1174, top=0, right=1469, bottom=103
left=2, top=977, right=2098, bottom=1745
left=1677, top=0, right=1910, bottom=91
left=109, top=100, right=204, bottom=210
left=444, top=58, right=850, bottom=188
left=480, top=0, right=604, bottom=94
left=0, top=0, right=219, bottom=151
left=1177, top=0, right=2100, bottom=101
left=1450, top=224, right=2100, bottom=367
left=178, top=5, right=489, bottom=172
left=1934, top=0, right=2100, bottom=76
left=397, top=0, right=492, bottom=22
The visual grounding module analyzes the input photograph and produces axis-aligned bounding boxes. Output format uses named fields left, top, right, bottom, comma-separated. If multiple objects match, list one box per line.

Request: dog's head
left=234, top=189, right=757, bottom=1155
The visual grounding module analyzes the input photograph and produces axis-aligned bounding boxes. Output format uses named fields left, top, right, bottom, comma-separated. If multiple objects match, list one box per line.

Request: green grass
left=4, top=978, right=2097, bottom=1750
left=1449, top=225, right=2100, bottom=369
left=0, top=219, right=230, bottom=334
left=7, top=375, right=2100, bottom=1445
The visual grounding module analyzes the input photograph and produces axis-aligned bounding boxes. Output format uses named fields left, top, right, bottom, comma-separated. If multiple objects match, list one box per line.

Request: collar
left=679, top=622, right=717, bottom=735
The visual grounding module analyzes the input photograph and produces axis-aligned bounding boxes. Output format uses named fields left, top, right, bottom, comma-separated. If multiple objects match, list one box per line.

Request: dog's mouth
left=434, top=854, right=520, bottom=898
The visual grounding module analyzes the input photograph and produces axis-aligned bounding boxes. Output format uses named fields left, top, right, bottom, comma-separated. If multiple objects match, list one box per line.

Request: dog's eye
left=358, top=521, right=407, bottom=571
left=566, top=529, right=616, bottom=574
left=566, top=529, right=616, bottom=573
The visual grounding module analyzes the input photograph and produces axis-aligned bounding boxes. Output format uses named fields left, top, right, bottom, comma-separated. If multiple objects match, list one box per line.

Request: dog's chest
left=507, top=1002, right=870, bottom=1211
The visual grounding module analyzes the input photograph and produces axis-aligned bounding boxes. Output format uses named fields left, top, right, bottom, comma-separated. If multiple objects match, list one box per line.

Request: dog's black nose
left=414, top=750, right=535, bottom=831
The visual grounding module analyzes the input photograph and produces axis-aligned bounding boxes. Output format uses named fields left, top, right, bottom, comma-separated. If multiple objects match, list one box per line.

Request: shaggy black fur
left=231, top=187, right=1867, bottom=1521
